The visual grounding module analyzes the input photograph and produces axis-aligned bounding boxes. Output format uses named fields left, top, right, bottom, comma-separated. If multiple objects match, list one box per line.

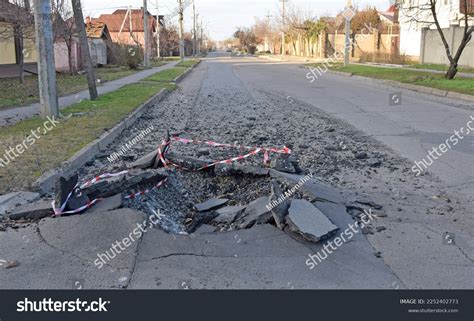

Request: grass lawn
left=175, top=59, right=199, bottom=68
left=0, top=81, right=176, bottom=194
left=162, top=57, right=180, bottom=61
left=0, top=67, right=141, bottom=109
left=306, top=63, right=474, bottom=96
left=144, top=67, right=188, bottom=82
left=409, top=63, right=474, bottom=74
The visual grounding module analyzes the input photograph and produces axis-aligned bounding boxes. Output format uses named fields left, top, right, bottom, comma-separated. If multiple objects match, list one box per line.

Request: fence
left=420, top=26, right=474, bottom=68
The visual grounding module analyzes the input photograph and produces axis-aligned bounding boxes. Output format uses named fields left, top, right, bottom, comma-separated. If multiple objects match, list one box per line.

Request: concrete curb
left=328, top=70, right=353, bottom=77
left=173, top=60, right=202, bottom=83
left=299, top=64, right=353, bottom=77
left=34, top=60, right=202, bottom=194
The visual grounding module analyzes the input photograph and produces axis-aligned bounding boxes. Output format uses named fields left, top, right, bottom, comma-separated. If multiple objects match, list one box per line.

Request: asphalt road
left=1, top=52, right=472, bottom=289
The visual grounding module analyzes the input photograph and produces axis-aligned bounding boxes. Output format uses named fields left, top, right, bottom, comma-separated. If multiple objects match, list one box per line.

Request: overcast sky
left=81, top=0, right=391, bottom=40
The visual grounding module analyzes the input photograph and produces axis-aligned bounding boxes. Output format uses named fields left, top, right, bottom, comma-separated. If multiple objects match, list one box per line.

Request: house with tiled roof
left=92, top=8, right=157, bottom=55
left=378, top=4, right=399, bottom=25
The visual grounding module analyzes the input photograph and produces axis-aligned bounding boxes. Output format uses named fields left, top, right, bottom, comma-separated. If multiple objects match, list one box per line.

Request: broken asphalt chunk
left=65, top=190, right=90, bottom=213
left=269, top=179, right=289, bottom=230
left=214, top=163, right=270, bottom=177
left=194, top=198, right=229, bottom=212
left=54, top=174, right=78, bottom=209
left=83, top=170, right=167, bottom=199
left=166, top=151, right=214, bottom=171
left=270, top=154, right=297, bottom=173
left=128, top=150, right=158, bottom=169
left=237, top=197, right=272, bottom=229
left=7, top=200, right=54, bottom=221
left=88, top=194, right=123, bottom=213
left=213, top=206, right=246, bottom=224
left=286, top=199, right=339, bottom=242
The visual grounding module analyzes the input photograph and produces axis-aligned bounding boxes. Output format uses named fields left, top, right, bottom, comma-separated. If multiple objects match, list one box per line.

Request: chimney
left=86, top=16, right=91, bottom=24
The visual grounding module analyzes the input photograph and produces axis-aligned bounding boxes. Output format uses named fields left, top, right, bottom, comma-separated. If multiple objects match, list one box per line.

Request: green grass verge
left=162, top=57, right=180, bottom=61
left=306, top=63, right=474, bottom=96
left=409, top=63, right=474, bottom=74
left=0, top=81, right=176, bottom=194
left=175, top=59, right=199, bottom=68
left=144, top=67, right=188, bottom=82
left=0, top=67, right=141, bottom=109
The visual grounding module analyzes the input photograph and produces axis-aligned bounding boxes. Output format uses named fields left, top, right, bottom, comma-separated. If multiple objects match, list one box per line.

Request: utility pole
left=71, top=0, right=98, bottom=100
left=33, top=0, right=58, bottom=117
left=200, top=17, right=203, bottom=54
left=143, top=0, right=150, bottom=68
left=156, top=0, right=160, bottom=58
left=280, top=0, right=287, bottom=56
left=265, top=10, right=271, bottom=52
left=343, top=0, right=354, bottom=66
left=192, top=0, right=196, bottom=56
left=178, top=0, right=184, bottom=61
left=196, top=13, right=200, bottom=54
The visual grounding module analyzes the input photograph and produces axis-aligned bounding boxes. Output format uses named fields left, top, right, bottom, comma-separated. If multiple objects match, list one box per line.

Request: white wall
left=398, top=0, right=471, bottom=59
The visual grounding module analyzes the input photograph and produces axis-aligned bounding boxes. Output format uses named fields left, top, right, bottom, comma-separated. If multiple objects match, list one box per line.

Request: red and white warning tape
left=124, top=178, right=168, bottom=199
left=172, top=136, right=292, bottom=155
left=52, top=198, right=102, bottom=216
left=197, top=148, right=262, bottom=170
left=79, top=170, right=129, bottom=189
left=52, top=134, right=291, bottom=215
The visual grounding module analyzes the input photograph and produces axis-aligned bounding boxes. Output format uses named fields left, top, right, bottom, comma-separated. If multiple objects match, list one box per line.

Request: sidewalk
left=0, top=61, right=179, bottom=127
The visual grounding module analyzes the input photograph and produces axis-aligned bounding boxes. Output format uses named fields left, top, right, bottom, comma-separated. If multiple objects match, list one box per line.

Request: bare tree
left=51, top=0, right=75, bottom=74
left=160, top=23, right=179, bottom=56
left=0, top=0, right=35, bottom=83
left=233, top=27, right=258, bottom=53
left=71, top=0, right=97, bottom=99
left=400, top=0, right=473, bottom=79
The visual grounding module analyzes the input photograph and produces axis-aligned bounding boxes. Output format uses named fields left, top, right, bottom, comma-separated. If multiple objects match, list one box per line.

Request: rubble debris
left=236, top=197, right=272, bottom=229
left=129, top=150, right=157, bottom=169
left=186, top=211, right=218, bottom=232
left=2, top=260, right=19, bottom=269
left=214, top=163, right=270, bottom=177
left=166, top=152, right=214, bottom=171
left=7, top=200, right=54, bottom=221
left=286, top=199, right=338, bottom=242
left=269, top=180, right=289, bottom=230
left=270, top=170, right=346, bottom=204
left=197, top=148, right=210, bottom=156
left=354, top=152, right=368, bottom=160
left=213, top=206, right=246, bottom=224
left=368, top=158, right=383, bottom=167
left=270, top=154, right=297, bottom=173
left=194, top=198, right=229, bottom=212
